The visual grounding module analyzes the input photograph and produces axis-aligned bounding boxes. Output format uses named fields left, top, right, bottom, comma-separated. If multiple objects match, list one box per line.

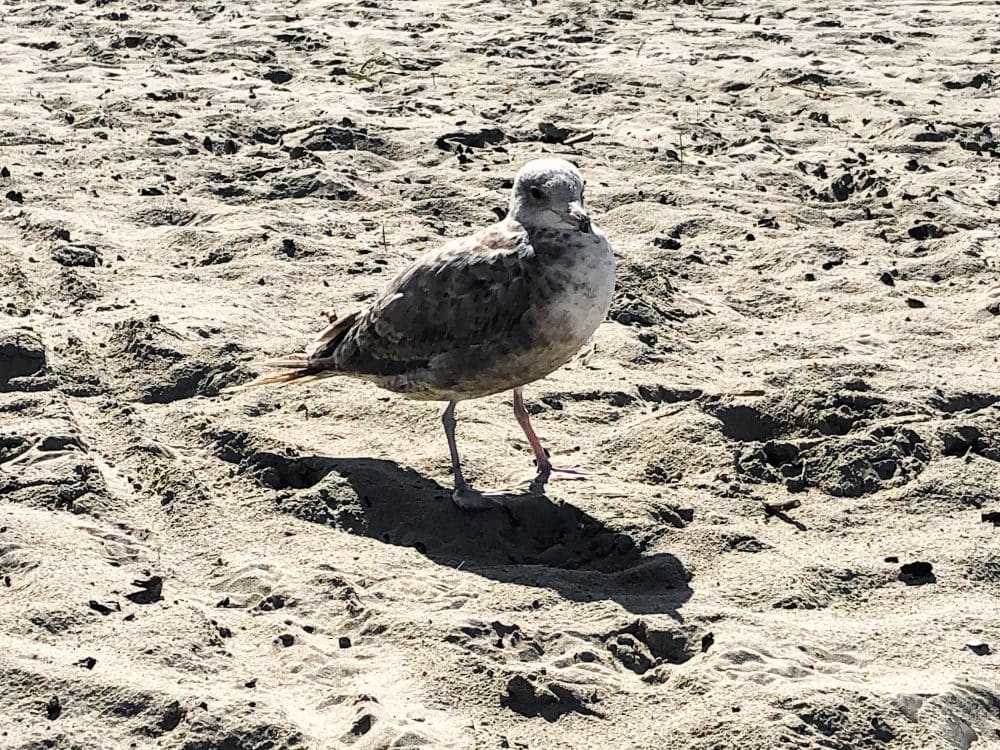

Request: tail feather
left=227, top=310, right=361, bottom=394
left=227, top=353, right=336, bottom=393
left=230, top=368, right=336, bottom=391
left=263, top=355, right=310, bottom=369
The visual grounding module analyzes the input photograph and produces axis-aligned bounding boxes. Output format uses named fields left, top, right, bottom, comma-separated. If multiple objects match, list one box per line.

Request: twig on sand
left=564, top=131, right=594, bottom=146
left=630, top=404, right=688, bottom=427
left=764, top=498, right=801, bottom=515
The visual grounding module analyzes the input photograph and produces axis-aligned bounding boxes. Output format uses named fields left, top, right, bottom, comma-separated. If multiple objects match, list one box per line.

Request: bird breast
left=533, top=229, right=616, bottom=355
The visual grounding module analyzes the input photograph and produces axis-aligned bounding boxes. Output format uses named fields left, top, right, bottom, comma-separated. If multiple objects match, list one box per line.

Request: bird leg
left=512, top=388, right=588, bottom=482
left=442, top=400, right=467, bottom=487
left=441, top=401, right=505, bottom=509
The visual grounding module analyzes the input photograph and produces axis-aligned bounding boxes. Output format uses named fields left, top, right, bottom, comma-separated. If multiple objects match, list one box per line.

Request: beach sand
left=1, top=0, right=998, bottom=747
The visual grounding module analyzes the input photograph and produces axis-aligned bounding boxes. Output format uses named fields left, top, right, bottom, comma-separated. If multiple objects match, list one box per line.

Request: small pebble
left=899, top=561, right=934, bottom=584
left=980, top=511, right=1000, bottom=526
left=966, top=640, right=990, bottom=656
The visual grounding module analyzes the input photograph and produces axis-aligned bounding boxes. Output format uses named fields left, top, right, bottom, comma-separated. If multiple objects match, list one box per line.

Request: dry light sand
left=1, top=0, right=999, bottom=748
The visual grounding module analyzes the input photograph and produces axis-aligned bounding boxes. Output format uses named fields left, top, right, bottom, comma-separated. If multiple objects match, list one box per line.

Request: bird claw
left=518, top=465, right=593, bottom=493
left=539, top=466, right=590, bottom=481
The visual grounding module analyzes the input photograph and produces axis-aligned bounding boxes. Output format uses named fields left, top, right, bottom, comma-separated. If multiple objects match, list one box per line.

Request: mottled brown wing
left=338, top=222, right=538, bottom=372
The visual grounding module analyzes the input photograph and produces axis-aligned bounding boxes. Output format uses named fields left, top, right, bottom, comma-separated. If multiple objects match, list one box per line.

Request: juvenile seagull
left=246, top=158, right=615, bottom=508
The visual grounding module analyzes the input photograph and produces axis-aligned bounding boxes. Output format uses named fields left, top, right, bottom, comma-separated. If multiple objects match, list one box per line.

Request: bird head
left=508, top=158, right=591, bottom=235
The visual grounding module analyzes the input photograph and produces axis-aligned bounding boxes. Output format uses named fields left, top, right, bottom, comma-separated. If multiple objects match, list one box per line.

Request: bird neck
left=507, top=199, right=554, bottom=238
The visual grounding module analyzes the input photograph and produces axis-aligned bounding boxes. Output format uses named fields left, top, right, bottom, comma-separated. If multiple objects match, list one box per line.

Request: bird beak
left=560, top=201, right=592, bottom=234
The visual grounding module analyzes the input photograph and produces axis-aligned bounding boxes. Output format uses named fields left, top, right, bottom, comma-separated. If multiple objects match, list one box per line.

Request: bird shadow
left=214, top=434, right=692, bottom=616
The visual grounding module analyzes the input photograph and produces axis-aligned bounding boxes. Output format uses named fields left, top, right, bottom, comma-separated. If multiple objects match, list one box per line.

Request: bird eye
left=528, top=187, right=544, bottom=201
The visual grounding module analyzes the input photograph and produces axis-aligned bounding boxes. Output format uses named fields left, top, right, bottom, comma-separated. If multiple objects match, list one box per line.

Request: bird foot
left=538, top=465, right=590, bottom=481
left=521, top=465, right=593, bottom=492
left=451, top=485, right=511, bottom=510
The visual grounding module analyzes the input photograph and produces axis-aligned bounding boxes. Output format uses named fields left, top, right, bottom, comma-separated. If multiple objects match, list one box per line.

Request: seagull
left=242, top=158, right=616, bottom=508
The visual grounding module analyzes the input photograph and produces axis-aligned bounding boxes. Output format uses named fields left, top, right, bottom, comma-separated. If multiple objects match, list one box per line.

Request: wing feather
left=306, top=310, right=362, bottom=361
left=336, top=221, right=537, bottom=373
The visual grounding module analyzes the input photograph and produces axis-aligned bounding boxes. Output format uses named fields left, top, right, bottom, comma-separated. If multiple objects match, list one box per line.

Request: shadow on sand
left=213, top=432, right=692, bottom=616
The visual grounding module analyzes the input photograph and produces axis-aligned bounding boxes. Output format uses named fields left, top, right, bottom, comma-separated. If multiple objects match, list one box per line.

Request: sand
left=1, top=0, right=999, bottom=748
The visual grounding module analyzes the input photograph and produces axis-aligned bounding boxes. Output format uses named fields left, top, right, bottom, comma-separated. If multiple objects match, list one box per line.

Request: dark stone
left=257, top=594, right=286, bottom=611
left=264, top=69, right=293, bottom=84
left=830, top=173, right=853, bottom=201
left=125, top=576, right=163, bottom=604
left=88, top=600, right=119, bottom=616
left=899, top=561, right=934, bottom=585
left=870, top=716, right=895, bottom=742
left=159, top=701, right=185, bottom=731
left=348, top=713, right=374, bottom=736
left=537, top=121, right=575, bottom=144
left=907, top=224, right=946, bottom=241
